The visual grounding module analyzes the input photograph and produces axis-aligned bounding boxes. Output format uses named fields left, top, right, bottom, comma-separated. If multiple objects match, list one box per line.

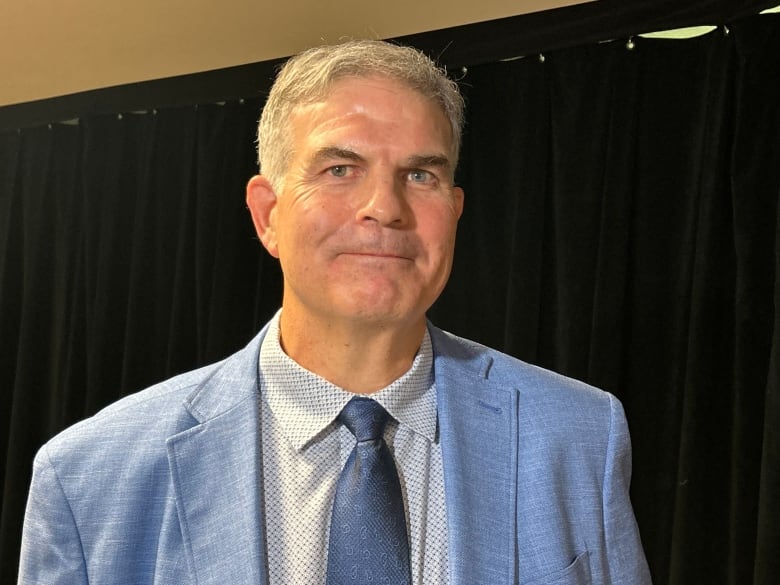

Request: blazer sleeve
left=18, top=446, right=89, bottom=585
left=603, top=395, right=653, bottom=584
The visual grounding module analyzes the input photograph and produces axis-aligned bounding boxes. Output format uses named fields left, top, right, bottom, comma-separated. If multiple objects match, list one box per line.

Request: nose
left=355, top=173, right=408, bottom=227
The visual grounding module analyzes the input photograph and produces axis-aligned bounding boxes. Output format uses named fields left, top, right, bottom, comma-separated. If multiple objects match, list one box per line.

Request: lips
left=340, top=251, right=413, bottom=261
left=334, top=239, right=417, bottom=261
left=330, top=232, right=419, bottom=262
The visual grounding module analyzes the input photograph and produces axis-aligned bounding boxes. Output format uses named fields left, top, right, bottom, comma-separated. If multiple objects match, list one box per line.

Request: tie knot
left=339, top=397, right=391, bottom=442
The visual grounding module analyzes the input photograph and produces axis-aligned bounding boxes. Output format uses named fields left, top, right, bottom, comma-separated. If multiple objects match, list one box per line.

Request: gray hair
left=257, top=40, right=465, bottom=192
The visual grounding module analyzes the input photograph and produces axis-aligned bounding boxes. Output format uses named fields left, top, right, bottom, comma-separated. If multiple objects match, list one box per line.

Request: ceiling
left=0, top=0, right=589, bottom=108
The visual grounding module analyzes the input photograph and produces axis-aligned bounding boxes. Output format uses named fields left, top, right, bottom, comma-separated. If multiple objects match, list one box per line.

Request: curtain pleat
left=430, top=18, right=780, bottom=584
left=1, top=14, right=778, bottom=584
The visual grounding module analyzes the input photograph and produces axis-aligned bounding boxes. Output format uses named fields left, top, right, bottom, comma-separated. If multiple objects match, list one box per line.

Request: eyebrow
left=308, top=147, right=454, bottom=174
left=309, top=147, right=366, bottom=166
left=404, top=154, right=453, bottom=172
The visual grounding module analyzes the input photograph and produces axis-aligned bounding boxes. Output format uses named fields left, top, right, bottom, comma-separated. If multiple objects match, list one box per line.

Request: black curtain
left=2, top=13, right=779, bottom=585
left=433, top=16, right=780, bottom=584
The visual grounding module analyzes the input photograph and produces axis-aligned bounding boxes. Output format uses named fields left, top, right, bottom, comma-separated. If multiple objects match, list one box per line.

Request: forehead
left=305, top=73, right=441, bottom=112
left=288, top=75, right=454, bottom=152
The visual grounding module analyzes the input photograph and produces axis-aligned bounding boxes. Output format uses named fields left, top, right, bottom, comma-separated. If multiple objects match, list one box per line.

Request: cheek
left=277, top=198, right=349, bottom=258
left=419, top=205, right=459, bottom=251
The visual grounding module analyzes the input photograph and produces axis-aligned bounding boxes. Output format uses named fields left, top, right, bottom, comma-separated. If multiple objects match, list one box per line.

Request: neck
left=278, top=309, right=426, bottom=394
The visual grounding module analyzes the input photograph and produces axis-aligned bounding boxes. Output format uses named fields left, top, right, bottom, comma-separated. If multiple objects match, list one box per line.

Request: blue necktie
left=326, top=397, right=412, bottom=585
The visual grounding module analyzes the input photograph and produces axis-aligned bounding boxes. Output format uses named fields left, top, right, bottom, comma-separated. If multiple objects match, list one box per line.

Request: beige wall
left=0, top=0, right=589, bottom=107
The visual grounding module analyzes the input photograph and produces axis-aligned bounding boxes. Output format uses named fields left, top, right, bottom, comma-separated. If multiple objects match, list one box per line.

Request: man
left=19, top=40, right=652, bottom=584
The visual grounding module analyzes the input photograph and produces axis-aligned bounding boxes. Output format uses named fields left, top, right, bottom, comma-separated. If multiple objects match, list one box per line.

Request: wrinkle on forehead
left=294, top=76, right=449, bottom=132
left=286, top=76, right=456, bottom=177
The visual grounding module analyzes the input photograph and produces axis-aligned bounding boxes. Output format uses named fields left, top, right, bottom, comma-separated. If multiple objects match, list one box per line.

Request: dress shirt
left=259, top=312, right=449, bottom=585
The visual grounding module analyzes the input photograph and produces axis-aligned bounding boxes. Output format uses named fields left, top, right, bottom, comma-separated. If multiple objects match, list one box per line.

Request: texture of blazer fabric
left=18, top=322, right=652, bottom=584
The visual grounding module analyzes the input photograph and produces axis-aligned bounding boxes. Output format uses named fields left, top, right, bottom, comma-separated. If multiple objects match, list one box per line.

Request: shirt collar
left=259, top=310, right=437, bottom=452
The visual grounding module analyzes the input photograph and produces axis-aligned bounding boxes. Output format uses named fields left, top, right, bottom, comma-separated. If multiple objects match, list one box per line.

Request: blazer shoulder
left=43, top=328, right=267, bottom=460
left=429, top=324, right=614, bottom=415
left=45, top=360, right=218, bottom=454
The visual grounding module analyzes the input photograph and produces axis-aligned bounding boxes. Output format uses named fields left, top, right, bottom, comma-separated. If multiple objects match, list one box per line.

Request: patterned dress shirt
left=259, top=312, right=449, bottom=584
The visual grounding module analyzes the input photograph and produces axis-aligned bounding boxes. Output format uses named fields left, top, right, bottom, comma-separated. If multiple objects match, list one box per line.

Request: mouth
left=341, top=251, right=413, bottom=261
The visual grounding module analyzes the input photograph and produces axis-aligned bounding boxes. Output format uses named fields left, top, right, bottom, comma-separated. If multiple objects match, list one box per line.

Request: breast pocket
left=523, top=551, right=591, bottom=585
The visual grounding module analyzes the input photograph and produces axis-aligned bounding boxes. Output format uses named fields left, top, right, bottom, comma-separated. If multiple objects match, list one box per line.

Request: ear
left=452, top=186, right=465, bottom=220
left=246, top=175, right=280, bottom=258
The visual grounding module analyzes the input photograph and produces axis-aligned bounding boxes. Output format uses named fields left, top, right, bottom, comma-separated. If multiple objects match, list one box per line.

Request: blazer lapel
left=166, top=333, right=269, bottom=585
left=432, top=327, right=518, bottom=585
left=162, top=324, right=519, bottom=584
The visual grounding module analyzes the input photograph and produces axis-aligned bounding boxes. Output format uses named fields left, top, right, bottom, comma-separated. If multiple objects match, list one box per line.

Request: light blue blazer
left=19, top=323, right=652, bottom=584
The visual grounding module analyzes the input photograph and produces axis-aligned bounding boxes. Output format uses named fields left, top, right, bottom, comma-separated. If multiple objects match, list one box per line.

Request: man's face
left=248, top=75, right=464, bottom=331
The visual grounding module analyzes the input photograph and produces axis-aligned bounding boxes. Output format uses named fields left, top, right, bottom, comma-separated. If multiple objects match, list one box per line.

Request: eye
left=328, top=165, right=350, bottom=177
left=408, top=169, right=434, bottom=183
